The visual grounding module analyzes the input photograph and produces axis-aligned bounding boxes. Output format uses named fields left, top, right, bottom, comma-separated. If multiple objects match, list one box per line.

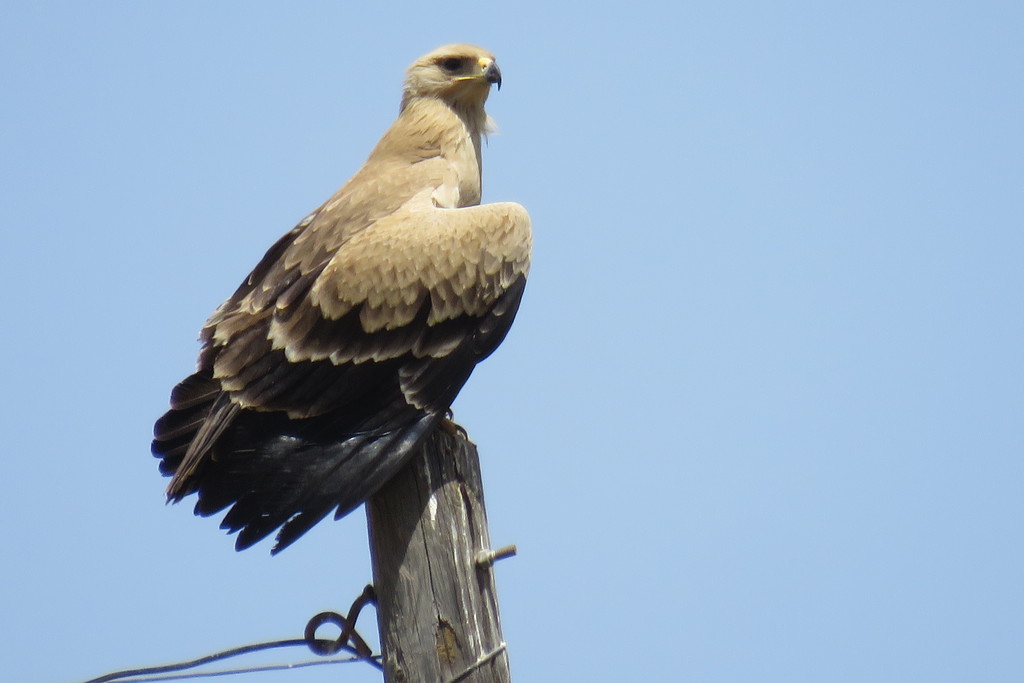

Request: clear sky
left=2, top=2, right=1022, bottom=682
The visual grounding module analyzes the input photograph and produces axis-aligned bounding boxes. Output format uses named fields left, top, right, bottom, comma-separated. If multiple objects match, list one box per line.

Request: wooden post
left=366, top=429, right=512, bottom=682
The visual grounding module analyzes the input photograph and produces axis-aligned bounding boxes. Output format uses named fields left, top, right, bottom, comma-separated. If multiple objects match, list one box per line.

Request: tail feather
left=152, top=370, right=440, bottom=553
left=211, top=408, right=439, bottom=553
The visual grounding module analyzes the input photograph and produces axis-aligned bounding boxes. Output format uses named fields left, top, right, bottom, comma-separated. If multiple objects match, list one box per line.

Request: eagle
left=152, top=44, right=531, bottom=554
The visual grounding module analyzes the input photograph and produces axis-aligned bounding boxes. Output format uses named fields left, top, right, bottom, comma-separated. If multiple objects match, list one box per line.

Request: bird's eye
left=440, top=57, right=463, bottom=72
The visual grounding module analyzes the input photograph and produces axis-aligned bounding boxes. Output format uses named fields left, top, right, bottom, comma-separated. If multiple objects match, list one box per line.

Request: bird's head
left=401, top=44, right=502, bottom=112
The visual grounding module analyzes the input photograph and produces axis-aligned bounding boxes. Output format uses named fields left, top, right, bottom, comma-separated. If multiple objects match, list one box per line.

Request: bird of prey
left=152, top=44, right=531, bottom=554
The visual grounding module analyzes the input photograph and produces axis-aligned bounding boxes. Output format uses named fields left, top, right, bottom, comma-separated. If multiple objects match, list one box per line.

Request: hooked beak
left=481, top=59, right=502, bottom=90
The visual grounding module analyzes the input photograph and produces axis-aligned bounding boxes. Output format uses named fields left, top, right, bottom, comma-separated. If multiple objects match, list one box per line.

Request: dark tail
left=153, top=371, right=440, bottom=553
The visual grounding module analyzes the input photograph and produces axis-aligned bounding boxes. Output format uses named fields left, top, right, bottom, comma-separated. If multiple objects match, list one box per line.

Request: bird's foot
left=439, top=413, right=473, bottom=443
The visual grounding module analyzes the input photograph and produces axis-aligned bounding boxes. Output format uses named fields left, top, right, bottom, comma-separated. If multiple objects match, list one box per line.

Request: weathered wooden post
left=366, top=429, right=512, bottom=682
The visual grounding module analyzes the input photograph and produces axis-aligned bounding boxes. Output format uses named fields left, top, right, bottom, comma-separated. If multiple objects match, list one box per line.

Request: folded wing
left=153, top=197, right=530, bottom=552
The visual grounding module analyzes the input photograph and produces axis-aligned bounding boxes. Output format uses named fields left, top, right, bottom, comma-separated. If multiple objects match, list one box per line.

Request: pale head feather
left=400, top=44, right=500, bottom=114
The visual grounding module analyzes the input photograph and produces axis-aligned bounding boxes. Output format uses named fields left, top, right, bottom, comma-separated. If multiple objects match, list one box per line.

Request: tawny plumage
left=152, top=45, right=531, bottom=553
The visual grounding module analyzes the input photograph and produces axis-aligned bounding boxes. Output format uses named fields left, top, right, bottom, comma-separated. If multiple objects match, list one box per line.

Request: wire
left=81, top=587, right=381, bottom=683
left=85, top=653, right=380, bottom=682
left=81, top=638, right=381, bottom=683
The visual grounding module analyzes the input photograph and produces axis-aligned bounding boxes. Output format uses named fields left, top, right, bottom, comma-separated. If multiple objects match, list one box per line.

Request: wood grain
left=367, top=429, right=511, bottom=682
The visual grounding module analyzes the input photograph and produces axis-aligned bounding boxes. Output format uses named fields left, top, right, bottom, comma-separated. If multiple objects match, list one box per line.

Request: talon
left=439, top=416, right=471, bottom=441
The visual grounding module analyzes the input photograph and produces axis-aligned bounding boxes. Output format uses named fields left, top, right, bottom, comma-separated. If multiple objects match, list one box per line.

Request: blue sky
left=2, top=2, right=1022, bottom=681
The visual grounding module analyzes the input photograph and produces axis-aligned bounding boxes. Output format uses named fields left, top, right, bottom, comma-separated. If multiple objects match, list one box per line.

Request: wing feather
left=194, top=197, right=531, bottom=420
